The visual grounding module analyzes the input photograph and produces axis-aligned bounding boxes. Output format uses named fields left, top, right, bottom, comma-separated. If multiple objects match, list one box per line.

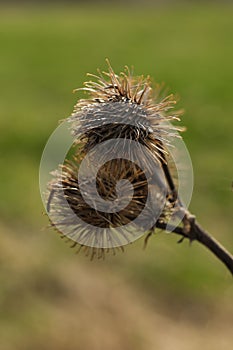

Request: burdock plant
left=46, top=60, right=233, bottom=274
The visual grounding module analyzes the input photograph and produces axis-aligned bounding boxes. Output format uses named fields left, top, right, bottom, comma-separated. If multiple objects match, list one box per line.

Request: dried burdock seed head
left=43, top=60, right=233, bottom=274
left=47, top=60, right=183, bottom=259
left=70, top=59, right=183, bottom=159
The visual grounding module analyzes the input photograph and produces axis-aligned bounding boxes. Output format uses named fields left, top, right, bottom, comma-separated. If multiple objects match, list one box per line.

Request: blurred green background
left=0, top=2, right=233, bottom=350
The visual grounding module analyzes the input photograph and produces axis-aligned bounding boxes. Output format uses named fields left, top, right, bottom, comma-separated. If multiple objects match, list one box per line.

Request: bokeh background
left=0, top=1, right=233, bottom=349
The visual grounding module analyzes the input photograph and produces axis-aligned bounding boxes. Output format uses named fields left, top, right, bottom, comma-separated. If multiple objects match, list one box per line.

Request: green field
left=0, top=3, right=233, bottom=350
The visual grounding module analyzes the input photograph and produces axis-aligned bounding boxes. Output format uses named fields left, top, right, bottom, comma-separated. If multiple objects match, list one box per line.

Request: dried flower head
left=47, top=60, right=182, bottom=259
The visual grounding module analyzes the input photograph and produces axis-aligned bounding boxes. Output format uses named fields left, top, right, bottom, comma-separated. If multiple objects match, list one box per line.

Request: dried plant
left=47, top=60, right=233, bottom=273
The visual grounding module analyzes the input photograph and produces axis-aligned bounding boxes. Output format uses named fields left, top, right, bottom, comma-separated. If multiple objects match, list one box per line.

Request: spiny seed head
left=70, top=59, right=182, bottom=159
left=47, top=60, right=182, bottom=259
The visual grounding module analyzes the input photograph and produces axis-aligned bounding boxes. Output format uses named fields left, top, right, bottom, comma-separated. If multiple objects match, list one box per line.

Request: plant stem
left=155, top=216, right=233, bottom=275
left=156, top=151, right=233, bottom=275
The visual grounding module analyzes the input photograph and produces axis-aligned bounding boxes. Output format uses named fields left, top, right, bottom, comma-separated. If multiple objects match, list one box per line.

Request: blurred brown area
left=1, top=221, right=233, bottom=350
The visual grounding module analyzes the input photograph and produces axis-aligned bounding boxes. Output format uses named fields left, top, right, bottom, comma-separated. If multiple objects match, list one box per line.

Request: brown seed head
left=47, top=60, right=182, bottom=259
